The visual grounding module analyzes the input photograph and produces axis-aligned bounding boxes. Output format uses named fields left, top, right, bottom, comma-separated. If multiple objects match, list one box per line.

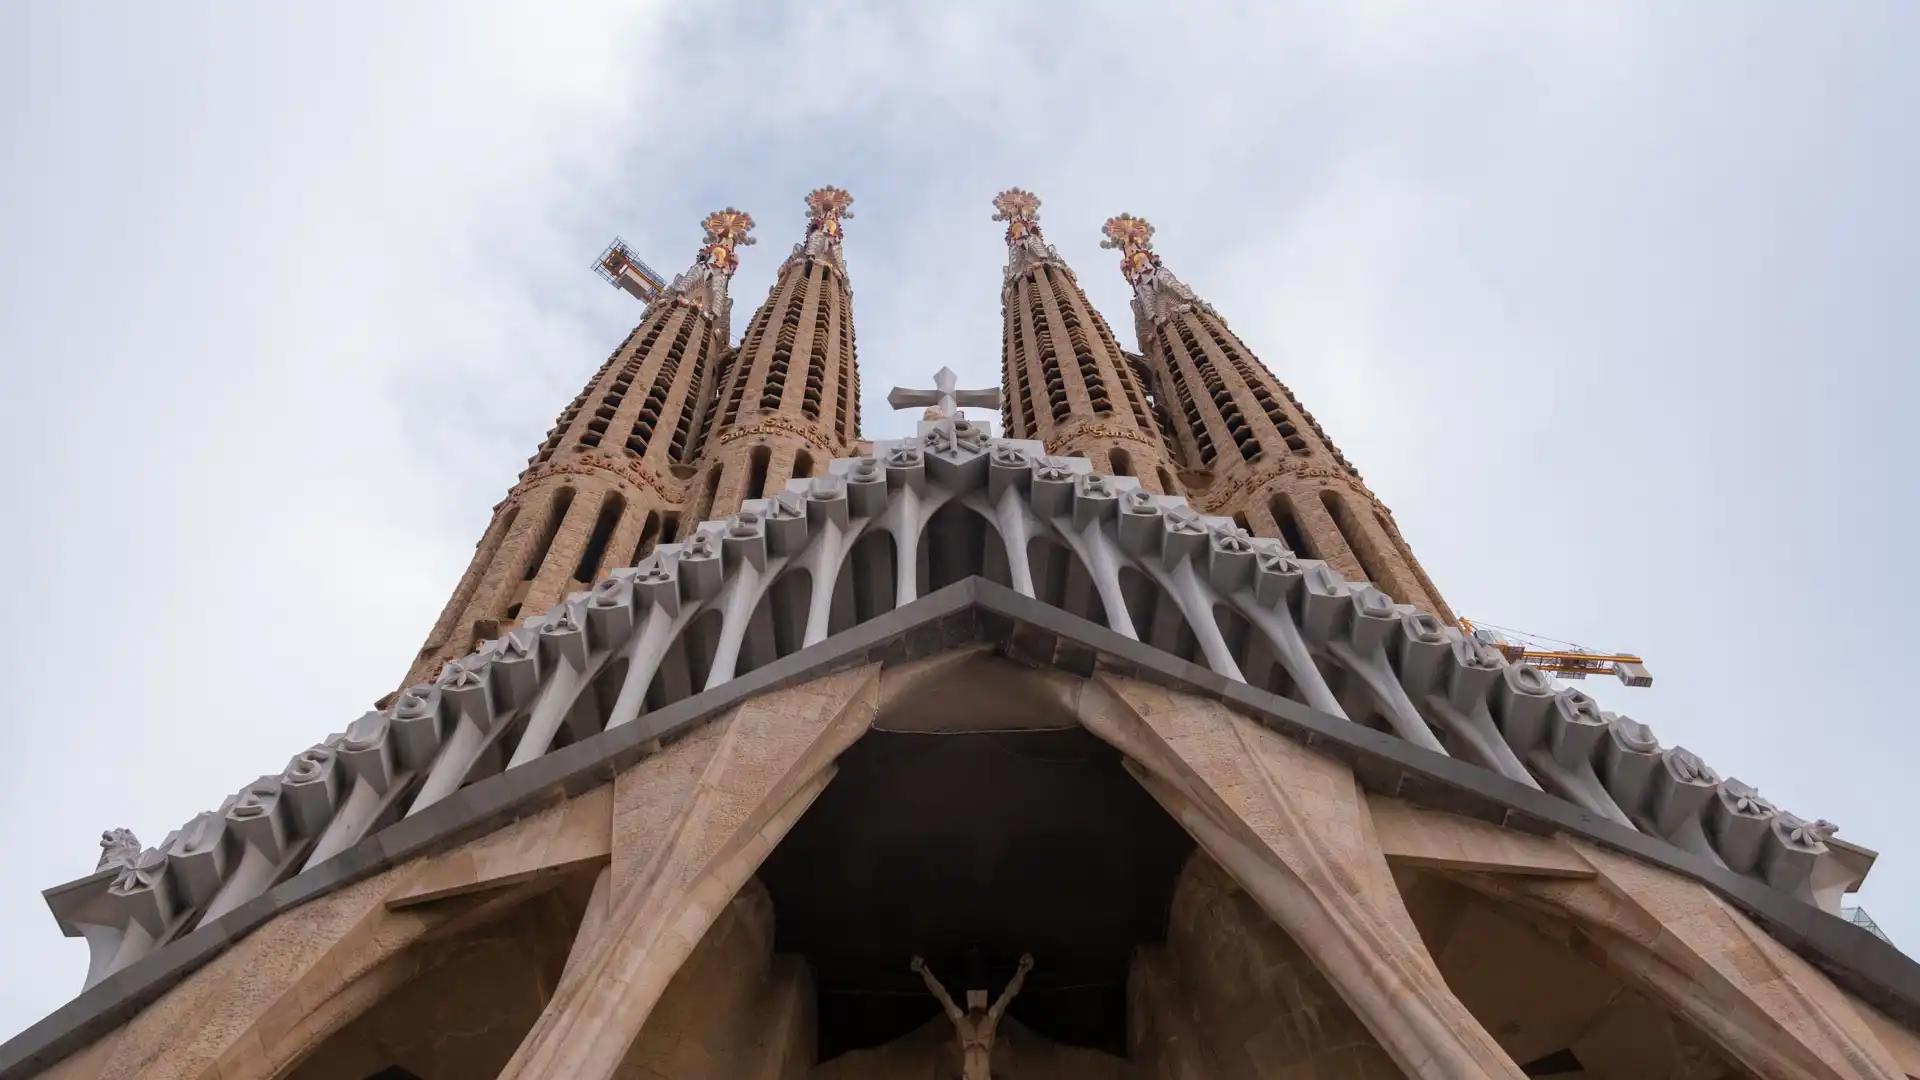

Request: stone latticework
left=1102, top=212, right=1453, bottom=619
left=688, top=186, right=863, bottom=523
left=994, top=190, right=1181, bottom=494
left=15, top=192, right=1920, bottom=1080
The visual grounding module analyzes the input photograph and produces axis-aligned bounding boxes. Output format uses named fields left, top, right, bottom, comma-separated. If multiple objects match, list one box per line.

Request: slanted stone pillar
left=499, top=664, right=880, bottom=1079
left=1077, top=674, right=1523, bottom=1079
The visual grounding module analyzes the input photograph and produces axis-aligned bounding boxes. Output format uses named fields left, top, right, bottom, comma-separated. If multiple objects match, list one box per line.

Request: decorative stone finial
left=97, top=828, right=140, bottom=872
left=698, top=207, right=756, bottom=275
left=661, top=207, right=755, bottom=321
left=991, top=188, right=1043, bottom=244
left=1101, top=212, right=1212, bottom=326
left=1099, top=213, right=1158, bottom=283
left=792, top=187, right=854, bottom=275
left=993, top=188, right=1063, bottom=281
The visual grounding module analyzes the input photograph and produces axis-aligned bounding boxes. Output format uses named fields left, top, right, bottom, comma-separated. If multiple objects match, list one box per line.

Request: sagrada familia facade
left=8, top=188, right=1917, bottom=1078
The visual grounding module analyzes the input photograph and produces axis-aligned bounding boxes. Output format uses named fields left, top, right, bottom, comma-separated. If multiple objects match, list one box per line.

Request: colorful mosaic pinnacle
left=1100, top=212, right=1158, bottom=283
left=699, top=207, right=755, bottom=273
left=992, top=187, right=1043, bottom=243
left=804, top=185, right=854, bottom=236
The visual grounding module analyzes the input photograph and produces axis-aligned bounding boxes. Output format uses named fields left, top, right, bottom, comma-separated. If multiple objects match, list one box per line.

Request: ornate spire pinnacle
left=1099, top=212, right=1157, bottom=283
left=791, top=186, right=854, bottom=276
left=697, top=207, right=756, bottom=275
left=993, top=187, right=1063, bottom=282
left=1101, top=212, right=1211, bottom=326
left=992, top=187, right=1043, bottom=243
left=662, top=207, right=755, bottom=322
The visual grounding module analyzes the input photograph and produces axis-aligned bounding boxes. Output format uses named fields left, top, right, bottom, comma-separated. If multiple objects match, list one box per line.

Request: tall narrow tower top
left=993, top=187, right=1065, bottom=281
left=789, top=185, right=854, bottom=277
left=658, top=207, right=756, bottom=326
left=1100, top=212, right=1214, bottom=327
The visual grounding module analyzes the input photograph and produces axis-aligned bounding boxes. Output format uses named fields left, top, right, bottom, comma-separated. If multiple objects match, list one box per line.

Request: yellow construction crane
left=1457, top=618, right=1653, bottom=688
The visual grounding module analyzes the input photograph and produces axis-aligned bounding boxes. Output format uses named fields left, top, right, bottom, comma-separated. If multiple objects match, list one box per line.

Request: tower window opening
left=794, top=450, right=815, bottom=480
left=522, top=487, right=576, bottom=581
left=1268, top=493, right=1311, bottom=557
left=746, top=445, right=772, bottom=503
left=630, top=510, right=662, bottom=565
left=700, top=466, right=722, bottom=520
left=659, top=512, right=681, bottom=545
left=1156, top=466, right=1179, bottom=494
left=1109, top=448, right=1134, bottom=477
left=1321, top=489, right=1397, bottom=600
left=573, top=493, right=626, bottom=583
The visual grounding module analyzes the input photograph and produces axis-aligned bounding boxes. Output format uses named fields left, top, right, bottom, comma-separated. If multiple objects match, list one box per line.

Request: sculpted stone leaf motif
left=885, top=444, right=923, bottom=468
left=1164, top=507, right=1207, bottom=535
left=773, top=490, right=809, bottom=516
left=728, top=510, right=764, bottom=539
left=1122, top=488, right=1160, bottom=515
left=1210, top=523, right=1253, bottom=553
left=438, top=657, right=488, bottom=690
left=848, top=456, right=882, bottom=481
left=1668, top=747, right=1718, bottom=785
left=992, top=444, right=1030, bottom=469
left=1078, top=473, right=1113, bottom=498
left=682, top=533, right=718, bottom=560
left=1721, top=779, right=1776, bottom=818
left=1775, top=813, right=1836, bottom=851
left=1035, top=457, right=1075, bottom=483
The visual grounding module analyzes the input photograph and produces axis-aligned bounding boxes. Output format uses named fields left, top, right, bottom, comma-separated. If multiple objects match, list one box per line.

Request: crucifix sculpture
left=910, top=952, right=1034, bottom=1080
left=887, top=365, right=1002, bottom=422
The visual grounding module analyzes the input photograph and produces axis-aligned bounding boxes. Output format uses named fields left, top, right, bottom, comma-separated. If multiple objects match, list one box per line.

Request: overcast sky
left=3, top=1, right=1917, bottom=1040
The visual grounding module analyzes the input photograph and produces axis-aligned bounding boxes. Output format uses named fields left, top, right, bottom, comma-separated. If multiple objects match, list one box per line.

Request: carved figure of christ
left=909, top=953, right=1034, bottom=1080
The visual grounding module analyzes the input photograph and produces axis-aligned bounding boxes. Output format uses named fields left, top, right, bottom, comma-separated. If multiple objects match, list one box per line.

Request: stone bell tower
left=397, top=208, right=757, bottom=689
left=687, top=186, right=863, bottom=521
left=1100, top=212, right=1453, bottom=619
left=993, top=189, right=1180, bottom=493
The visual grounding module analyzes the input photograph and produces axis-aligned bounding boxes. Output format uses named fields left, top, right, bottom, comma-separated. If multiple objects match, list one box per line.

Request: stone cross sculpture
left=887, top=366, right=1003, bottom=422
left=910, top=952, right=1034, bottom=1080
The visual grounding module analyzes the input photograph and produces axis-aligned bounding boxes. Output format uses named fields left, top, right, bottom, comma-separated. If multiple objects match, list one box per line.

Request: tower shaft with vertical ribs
left=689, top=186, right=862, bottom=522
left=993, top=189, right=1180, bottom=493
left=397, top=209, right=761, bottom=690
left=1100, top=213, right=1453, bottom=619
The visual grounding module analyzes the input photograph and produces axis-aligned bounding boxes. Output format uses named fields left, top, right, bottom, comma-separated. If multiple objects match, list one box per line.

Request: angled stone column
left=499, top=664, right=880, bottom=1079
left=1077, top=675, right=1523, bottom=1079
left=1486, top=839, right=1906, bottom=1080
left=1371, top=797, right=1908, bottom=1079
left=43, top=784, right=614, bottom=1080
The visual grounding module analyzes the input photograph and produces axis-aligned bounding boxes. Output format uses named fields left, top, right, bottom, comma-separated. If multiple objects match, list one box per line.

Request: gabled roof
left=8, top=581, right=1916, bottom=1075
left=10, top=422, right=1903, bottom=1075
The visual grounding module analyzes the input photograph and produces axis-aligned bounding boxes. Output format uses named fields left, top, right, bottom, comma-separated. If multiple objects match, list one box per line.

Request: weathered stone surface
left=1130, top=852, right=1402, bottom=1079
left=500, top=665, right=880, bottom=1079
left=1079, top=674, right=1522, bottom=1078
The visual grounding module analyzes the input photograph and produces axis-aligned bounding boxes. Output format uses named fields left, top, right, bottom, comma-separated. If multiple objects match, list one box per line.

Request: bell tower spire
left=1103, top=212, right=1452, bottom=618
left=993, top=189, right=1180, bottom=492
left=687, top=186, right=863, bottom=520
left=395, top=208, right=754, bottom=689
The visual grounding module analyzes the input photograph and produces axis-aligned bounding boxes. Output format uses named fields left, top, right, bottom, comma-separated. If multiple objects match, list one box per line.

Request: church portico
left=14, top=192, right=1917, bottom=1079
